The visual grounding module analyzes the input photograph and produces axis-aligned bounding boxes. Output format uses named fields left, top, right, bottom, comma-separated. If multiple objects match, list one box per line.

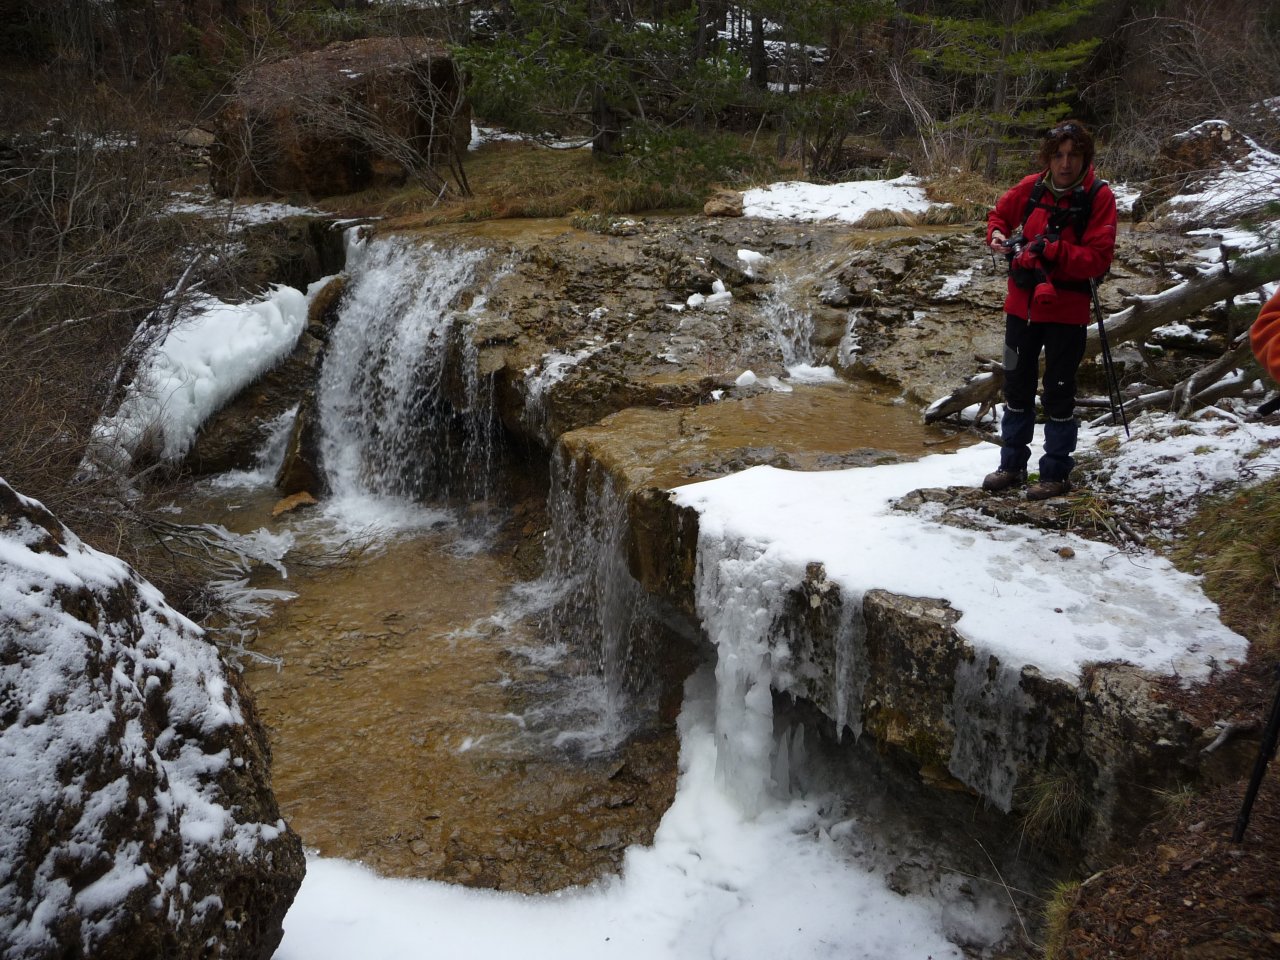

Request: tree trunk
left=1085, top=243, right=1280, bottom=355
left=591, top=84, right=623, bottom=156
left=983, top=20, right=1012, bottom=181
left=750, top=12, right=767, bottom=89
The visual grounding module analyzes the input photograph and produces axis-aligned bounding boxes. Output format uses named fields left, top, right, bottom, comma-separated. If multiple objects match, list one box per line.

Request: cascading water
left=537, top=445, right=660, bottom=747
left=760, top=274, right=815, bottom=368
left=316, top=236, right=498, bottom=506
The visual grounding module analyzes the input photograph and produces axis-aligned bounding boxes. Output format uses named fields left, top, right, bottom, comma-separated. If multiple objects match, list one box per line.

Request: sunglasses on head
left=1049, top=123, right=1080, bottom=137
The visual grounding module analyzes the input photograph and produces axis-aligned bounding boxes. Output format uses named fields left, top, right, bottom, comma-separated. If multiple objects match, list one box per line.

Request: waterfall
left=759, top=274, right=816, bottom=368
left=316, top=237, right=497, bottom=504
left=539, top=446, right=658, bottom=741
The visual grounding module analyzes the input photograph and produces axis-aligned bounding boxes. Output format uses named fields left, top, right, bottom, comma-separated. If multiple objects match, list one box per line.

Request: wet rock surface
left=221, top=498, right=684, bottom=893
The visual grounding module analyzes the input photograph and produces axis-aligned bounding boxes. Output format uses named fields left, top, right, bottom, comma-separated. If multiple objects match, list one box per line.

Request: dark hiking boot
left=1026, top=479, right=1072, bottom=501
left=982, top=469, right=1026, bottom=492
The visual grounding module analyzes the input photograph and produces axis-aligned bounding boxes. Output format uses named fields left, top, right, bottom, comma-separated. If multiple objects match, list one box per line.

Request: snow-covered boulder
left=1137, top=120, right=1280, bottom=224
left=0, top=479, right=304, bottom=959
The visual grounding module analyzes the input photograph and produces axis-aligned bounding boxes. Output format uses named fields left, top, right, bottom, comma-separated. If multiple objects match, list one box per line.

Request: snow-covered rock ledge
left=0, top=479, right=305, bottom=959
left=550, top=418, right=1272, bottom=862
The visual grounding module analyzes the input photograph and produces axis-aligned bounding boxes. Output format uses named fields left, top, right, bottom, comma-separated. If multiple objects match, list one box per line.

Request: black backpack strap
left=1072, top=179, right=1106, bottom=239
left=1023, top=177, right=1108, bottom=239
left=1019, top=180, right=1048, bottom=231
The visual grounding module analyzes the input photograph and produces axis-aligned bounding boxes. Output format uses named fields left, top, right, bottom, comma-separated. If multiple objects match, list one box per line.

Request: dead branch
left=927, top=242, right=1280, bottom=424
left=1084, top=242, right=1280, bottom=357
left=923, top=366, right=1004, bottom=424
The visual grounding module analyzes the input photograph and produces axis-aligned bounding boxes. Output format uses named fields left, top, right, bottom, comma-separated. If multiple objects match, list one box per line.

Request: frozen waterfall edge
left=551, top=434, right=1223, bottom=868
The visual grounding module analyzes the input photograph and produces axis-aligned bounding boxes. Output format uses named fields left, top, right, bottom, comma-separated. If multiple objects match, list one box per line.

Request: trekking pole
left=1233, top=664, right=1280, bottom=843
left=1090, top=280, right=1130, bottom=439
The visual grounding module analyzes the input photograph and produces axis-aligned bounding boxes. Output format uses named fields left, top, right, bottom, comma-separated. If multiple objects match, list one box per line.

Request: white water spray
left=316, top=238, right=491, bottom=503
left=759, top=274, right=816, bottom=368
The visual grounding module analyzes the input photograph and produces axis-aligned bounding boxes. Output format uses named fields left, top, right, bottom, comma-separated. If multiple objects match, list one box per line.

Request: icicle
left=947, top=655, right=1043, bottom=812
left=692, top=533, right=795, bottom=816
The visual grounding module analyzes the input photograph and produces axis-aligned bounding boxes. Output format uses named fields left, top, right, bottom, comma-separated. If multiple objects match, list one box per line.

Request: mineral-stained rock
left=210, top=37, right=469, bottom=199
left=272, top=491, right=318, bottom=516
left=0, top=480, right=304, bottom=959
left=703, top=191, right=744, bottom=217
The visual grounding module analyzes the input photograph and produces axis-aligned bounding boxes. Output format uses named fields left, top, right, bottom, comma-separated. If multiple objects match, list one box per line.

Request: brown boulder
left=703, top=190, right=744, bottom=217
left=0, top=480, right=305, bottom=959
left=1160, top=120, right=1253, bottom=176
left=211, top=37, right=470, bottom=199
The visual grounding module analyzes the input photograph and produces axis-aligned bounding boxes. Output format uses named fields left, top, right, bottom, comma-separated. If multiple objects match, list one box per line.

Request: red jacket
left=1253, top=287, right=1280, bottom=385
left=987, top=168, right=1118, bottom=325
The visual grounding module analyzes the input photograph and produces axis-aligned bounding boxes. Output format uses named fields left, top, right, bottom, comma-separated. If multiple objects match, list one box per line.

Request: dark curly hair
left=1038, top=119, right=1095, bottom=170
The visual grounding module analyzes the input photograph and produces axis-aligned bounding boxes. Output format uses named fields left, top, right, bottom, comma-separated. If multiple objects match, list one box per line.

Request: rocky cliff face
left=0, top=479, right=304, bottom=959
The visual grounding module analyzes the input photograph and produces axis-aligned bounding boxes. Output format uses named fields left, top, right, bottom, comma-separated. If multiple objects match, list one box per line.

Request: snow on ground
left=274, top=409, right=1277, bottom=960
left=469, top=124, right=592, bottom=151
left=167, top=190, right=329, bottom=227
left=674, top=417, right=1270, bottom=685
left=1109, top=181, right=1142, bottom=216
left=1094, top=410, right=1280, bottom=532
left=1164, top=124, right=1280, bottom=225
left=742, top=175, right=939, bottom=223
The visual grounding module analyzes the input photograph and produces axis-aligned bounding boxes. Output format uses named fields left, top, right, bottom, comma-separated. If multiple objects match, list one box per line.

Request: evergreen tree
left=907, top=0, right=1103, bottom=178
left=456, top=1, right=747, bottom=157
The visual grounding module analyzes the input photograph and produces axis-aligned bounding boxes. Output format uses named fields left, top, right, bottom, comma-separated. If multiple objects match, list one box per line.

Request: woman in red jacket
left=1253, top=288, right=1280, bottom=386
left=982, top=120, right=1118, bottom=500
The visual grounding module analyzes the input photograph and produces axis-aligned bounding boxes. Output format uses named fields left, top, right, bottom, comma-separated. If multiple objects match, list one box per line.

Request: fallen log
left=925, top=241, right=1280, bottom=424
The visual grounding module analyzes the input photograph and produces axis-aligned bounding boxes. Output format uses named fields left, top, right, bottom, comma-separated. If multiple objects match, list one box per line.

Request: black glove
left=1030, top=233, right=1060, bottom=262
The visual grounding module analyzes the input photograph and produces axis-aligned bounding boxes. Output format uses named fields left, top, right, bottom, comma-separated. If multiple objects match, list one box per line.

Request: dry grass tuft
left=1018, top=764, right=1090, bottom=848
left=925, top=170, right=1004, bottom=207
left=1173, top=475, right=1280, bottom=657
left=919, top=202, right=984, bottom=225
left=368, top=139, right=717, bottom=227
left=854, top=208, right=919, bottom=229
left=923, top=171, right=1002, bottom=225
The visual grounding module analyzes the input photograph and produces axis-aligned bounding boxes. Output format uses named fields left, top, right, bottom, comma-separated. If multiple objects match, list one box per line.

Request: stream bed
left=180, top=378, right=955, bottom=895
